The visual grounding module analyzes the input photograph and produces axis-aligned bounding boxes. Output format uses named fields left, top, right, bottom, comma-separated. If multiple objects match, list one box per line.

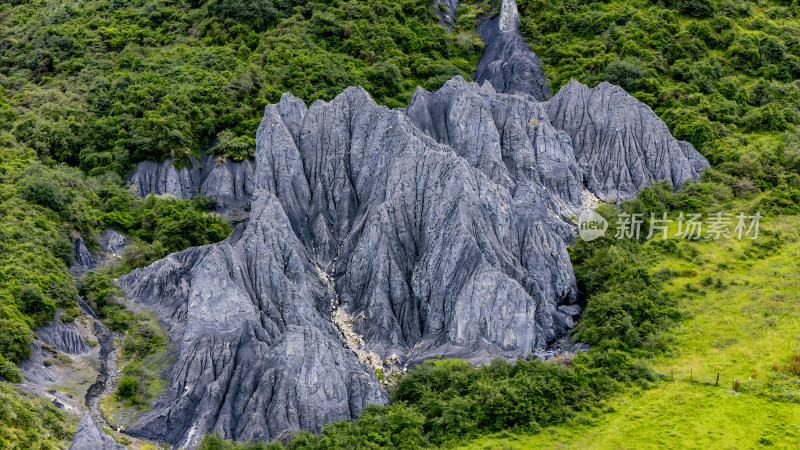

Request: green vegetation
left=0, top=382, right=72, bottom=448
left=113, top=312, right=170, bottom=407
left=519, top=0, right=800, bottom=194
left=0, top=0, right=486, bottom=174
left=0, top=135, right=229, bottom=440
left=463, top=214, right=800, bottom=448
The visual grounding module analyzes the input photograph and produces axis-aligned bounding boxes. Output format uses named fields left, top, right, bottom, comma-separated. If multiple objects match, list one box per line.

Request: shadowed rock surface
left=473, top=0, right=552, bottom=101
left=70, top=413, right=125, bottom=450
left=544, top=80, right=710, bottom=200
left=128, top=152, right=254, bottom=212
left=71, top=237, right=96, bottom=275
left=99, top=230, right=131, bottom=256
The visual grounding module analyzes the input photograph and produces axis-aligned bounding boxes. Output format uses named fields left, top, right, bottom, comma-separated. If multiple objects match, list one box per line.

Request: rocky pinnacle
left=473, top=0, right=553, bottom=101
left=118, top=1, right=708, bottom=446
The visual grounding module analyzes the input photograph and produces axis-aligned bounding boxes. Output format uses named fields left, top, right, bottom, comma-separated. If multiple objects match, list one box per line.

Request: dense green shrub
left=18, top=285, right=56, bottom=323
left=215, top=130, right=256, bottom=161
left=78, top=272, right=135, bottom=331
left=122, top=320, right=167, bottom=360
left=605, top=58, right=650, bottom=91
left=19, top=178, right=66, bottom=212
left=0, top=355, right=22, bottom=383
left=208, top=0, right=282, bottom=32
left=0, top=319, right=32, bottom=364
left=0, top=0, right=485, bottom=174
left=201, top=350, right=653, bottom=448
left=116, top=375, right=144, bottom=403
left=755, top=185, right=800, bottom=214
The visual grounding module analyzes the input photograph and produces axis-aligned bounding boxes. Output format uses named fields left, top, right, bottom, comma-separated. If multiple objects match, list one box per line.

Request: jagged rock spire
left=499, top=0, right=520, bottom=32
left=70, top=414, right=125, bottom=450
left=473, top=0, right=552, bottom=100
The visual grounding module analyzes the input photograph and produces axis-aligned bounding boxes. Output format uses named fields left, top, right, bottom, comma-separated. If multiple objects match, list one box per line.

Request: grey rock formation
left=127, top=153, right=254, bottom=213
left=120, top=83, right=584, bottom=446
left=21, top=311, right=92, bottom=387
left=99, top=229, right=130, bottom=256
left=402, top=77, right=582, bottom=215
left=544, top=80, right=710, bottom=201
left=71, top=237, right=96, bottom=275
left=70, top=413, right=125, bottom=450
left=73, top=236, right=97, bottom=272
left=435, top=0, right=460, bottom=29
left=36, top=318, right=90, bottom=355
left=70, top=230, right=131, bottom=275
left=473, top=0, right=552, bottom=101
left=118, top=70, right=709, bottom=445
left=119, top=193, right=387, bottom=448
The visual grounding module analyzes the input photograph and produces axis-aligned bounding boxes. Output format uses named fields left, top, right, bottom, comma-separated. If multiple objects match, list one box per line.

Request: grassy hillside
left=519, top=0, right=800, bottom=170
left=466, top=215, right=800, bottom=448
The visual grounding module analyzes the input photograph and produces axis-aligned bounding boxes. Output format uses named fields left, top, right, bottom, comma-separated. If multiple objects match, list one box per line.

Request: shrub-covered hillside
left=519, top=0, right=800, bottom=192
left=0, top=0, right=489, bottom=443
left=0, top=0, right=486, bottom=175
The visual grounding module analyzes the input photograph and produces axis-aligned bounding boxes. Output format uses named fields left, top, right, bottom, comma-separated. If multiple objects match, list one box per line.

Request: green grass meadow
left=466, top=215, right=800, bottom=449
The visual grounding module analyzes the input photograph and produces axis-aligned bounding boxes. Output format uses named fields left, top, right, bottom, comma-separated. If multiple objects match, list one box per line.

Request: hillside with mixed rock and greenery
left=0, top=0, right=798, bottom=448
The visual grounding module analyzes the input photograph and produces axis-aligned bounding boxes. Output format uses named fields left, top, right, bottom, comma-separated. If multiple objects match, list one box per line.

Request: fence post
left=715, top=373, right=719, bottom=386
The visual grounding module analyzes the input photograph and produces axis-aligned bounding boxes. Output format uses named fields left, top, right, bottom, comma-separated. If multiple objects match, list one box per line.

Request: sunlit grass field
left=466, top=215, right=800, bottom=449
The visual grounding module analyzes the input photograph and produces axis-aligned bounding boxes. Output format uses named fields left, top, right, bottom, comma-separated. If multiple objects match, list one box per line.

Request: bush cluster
left=518, top=0, right=800, bottom=175
left=0, top=0, right=485, bottom=174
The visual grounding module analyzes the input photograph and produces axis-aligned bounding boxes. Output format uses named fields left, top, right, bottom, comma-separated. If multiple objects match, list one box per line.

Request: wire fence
left=656, top=368, right=800, bottom=403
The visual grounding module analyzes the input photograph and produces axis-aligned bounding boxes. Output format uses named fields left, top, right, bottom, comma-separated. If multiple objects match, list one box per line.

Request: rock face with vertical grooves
left=118, top=1, right=708, bottom=446
left=119, top=192, right=388, bottom=447
left=473, top=0, right=552, bottom=101
left=71, top=236, right=96, bottom=275
left=36, top=319, right=90, bottom=355
left=544, top=80, right=710, bottom=201
left=120, top=80, right=588, bottom=447
left=127, top=153, right=254, bottom=212
left=119, top=77, right=708, bottom=448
